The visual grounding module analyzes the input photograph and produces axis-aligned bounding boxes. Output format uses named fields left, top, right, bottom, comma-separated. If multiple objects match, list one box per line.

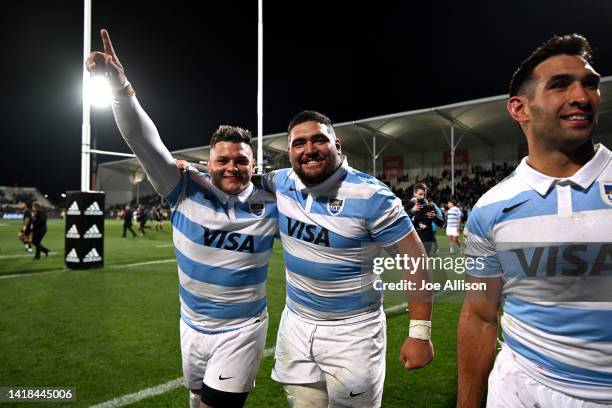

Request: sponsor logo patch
left=600, top=181, right=612, bottom=206
left=249, top=202, right=265, bottom=218
left=327, top=198, right=345, bottom=215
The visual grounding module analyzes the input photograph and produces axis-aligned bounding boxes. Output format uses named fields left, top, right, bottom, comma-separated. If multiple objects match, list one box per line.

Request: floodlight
left=89, top=75, right=112, bottom=108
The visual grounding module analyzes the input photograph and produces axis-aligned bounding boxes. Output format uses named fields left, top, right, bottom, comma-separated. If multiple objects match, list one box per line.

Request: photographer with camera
left=406, top=183, right=444, bottom=256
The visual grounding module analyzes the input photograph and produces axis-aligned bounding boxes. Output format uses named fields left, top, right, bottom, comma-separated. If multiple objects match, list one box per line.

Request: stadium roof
left=99, top=75, right=612, bottom=176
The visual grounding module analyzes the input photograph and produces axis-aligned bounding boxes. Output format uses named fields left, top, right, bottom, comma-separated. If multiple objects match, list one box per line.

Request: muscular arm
left=385, top=230, right=434, bottom=369
left=456, top=275, right=501, bottom=408
left=112, top=95, right=180, bottom=197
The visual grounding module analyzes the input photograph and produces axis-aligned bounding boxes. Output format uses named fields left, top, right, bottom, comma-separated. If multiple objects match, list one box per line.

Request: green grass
left=0, top=219, right=462, bottom=407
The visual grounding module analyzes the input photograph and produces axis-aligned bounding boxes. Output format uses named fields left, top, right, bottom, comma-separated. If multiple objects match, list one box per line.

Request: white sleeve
left=111, top=94, right=181, bottom=197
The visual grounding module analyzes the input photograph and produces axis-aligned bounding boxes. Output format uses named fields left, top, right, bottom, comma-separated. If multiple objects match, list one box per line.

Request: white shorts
left=272, top=308, right=386, bottom=407
left=180, top=317, right=268, bottom=393
left=487, top=346, right=611, bottom=407
left=446, top=226, right=460, bottom=237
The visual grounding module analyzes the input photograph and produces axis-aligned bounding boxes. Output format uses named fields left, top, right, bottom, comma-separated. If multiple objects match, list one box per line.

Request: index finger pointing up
left=100, top=28, right=117, bottom=58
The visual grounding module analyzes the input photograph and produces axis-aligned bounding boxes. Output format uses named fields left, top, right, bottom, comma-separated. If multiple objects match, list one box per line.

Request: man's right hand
left=85, top=29, right=127, bottom=89
left=176, top=160, right=190, bottom=172
left=411, top=204, right=423, bottom=213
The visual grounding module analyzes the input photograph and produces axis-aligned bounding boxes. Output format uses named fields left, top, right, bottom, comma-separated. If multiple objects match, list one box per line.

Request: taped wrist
left=408, top=319, right=431, bottom=340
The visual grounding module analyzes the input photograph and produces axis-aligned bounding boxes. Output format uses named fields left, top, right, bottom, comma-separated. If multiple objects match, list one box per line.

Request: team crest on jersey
left=327, top=198, right=345, bottom=215
left=600, top=181, right=612, bottom=206
left=249, top=202, right=265, bottom=218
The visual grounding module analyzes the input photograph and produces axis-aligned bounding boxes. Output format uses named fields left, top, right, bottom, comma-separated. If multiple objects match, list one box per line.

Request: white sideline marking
left=0, top=258, right=176, bottom=280
left=155, top=244, right=174, bottom=248
left=0, top=251, right=59, bottom=260
left=89, top=304, right=408, bottom=407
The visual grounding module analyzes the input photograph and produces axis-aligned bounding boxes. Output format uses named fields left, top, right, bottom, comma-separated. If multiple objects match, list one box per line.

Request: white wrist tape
left=409, top=320, right=431, bottom=340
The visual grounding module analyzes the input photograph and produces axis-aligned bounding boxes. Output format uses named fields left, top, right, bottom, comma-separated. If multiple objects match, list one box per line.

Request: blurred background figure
left=31, top=203, right=49, bottom=260
left=18, top=201, right=33, bottom=253
left=121, top=205, right=136, bottom=238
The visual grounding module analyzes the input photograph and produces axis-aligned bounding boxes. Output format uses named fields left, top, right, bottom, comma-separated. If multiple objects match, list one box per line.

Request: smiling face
left=288, top=120, right=342, bottom=186
left=509, top=54, right=600, bottom=151
left=208, top=141, right=254, bottom=195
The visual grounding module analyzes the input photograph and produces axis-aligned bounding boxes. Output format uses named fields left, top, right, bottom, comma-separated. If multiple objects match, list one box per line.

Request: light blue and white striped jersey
left=464, top=144, right=612, bottom=402
left=262, top=158, right=413, bottom=324
left=446, top=206, right=462, bottom=228
left=166, top=171, right=278, bottom=333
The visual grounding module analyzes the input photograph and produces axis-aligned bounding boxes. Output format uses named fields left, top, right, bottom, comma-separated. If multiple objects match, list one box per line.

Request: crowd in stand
left=381, top=162, right=515, bottom=216
left=0, top=192, right=37, bottom=215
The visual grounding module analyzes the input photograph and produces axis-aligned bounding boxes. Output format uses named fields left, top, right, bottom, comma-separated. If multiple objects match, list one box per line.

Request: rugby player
left=445, top=199, right=462, bottom=254
left=457, top=34, right=612, bottom=406
left=261, top=111, right=435, bottom=407
left=18, top=201, right=33, bottom=252
left=86, top=29, right=278, bottom=408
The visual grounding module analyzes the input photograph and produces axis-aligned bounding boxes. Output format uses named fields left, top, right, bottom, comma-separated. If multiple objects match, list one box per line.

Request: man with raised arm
left=86, top=29, right=278, bottom=408
left=457, top=34, right=612, bottom=407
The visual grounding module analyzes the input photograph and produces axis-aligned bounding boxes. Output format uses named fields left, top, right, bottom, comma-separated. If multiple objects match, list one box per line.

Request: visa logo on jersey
left=508, top=243, right=611, bottom=277
left=286, top=217, right=330, bottom=247
left=202, top=227, right=255, bottom=253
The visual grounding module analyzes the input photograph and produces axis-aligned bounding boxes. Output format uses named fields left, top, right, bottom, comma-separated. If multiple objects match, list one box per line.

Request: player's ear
left=335, top=137, right=341, bottom=153
left=507, top=96, right=529, bottom=123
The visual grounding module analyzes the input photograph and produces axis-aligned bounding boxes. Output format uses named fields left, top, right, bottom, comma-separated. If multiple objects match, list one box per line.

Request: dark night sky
left=2, top=0, right=612, bottom=200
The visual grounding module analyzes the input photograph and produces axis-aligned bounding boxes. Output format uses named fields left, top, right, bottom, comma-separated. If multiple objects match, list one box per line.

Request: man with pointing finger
left=87, top=29, right=278, bottom=408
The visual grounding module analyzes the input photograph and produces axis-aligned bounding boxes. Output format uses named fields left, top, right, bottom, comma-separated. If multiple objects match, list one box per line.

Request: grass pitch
left=0, top=219, right=461, bottom=407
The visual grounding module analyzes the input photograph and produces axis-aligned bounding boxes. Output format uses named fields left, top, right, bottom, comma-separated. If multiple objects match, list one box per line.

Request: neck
left=525, top=140, right=595, bottom=178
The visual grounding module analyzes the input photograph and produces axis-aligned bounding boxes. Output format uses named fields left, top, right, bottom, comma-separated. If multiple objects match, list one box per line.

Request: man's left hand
left=400, top=337, right=434, bottom=370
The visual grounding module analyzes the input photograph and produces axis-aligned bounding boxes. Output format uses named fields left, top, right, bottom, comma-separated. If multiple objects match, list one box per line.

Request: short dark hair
left=287, top=110, right=334, bottom=134
left=413, top=183, right=427, bottom=193
left=210, top=125, right=252, bottom=148
left=509, top=34, right=593, bottom=97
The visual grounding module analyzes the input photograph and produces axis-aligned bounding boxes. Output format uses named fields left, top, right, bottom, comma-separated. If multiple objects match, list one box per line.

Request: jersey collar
left=208, top=176, right=254, bottom=204
left=293, top=155, right=348, bottom=197
left=516, top=143, right=611, bottom=196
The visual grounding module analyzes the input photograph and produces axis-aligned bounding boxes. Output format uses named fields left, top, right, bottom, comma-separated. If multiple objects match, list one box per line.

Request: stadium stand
left=0, top=186, right=54, bottom=218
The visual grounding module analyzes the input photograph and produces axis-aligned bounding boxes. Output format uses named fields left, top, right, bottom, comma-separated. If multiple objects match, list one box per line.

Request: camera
left=416, top=198, right=434, bottom=215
